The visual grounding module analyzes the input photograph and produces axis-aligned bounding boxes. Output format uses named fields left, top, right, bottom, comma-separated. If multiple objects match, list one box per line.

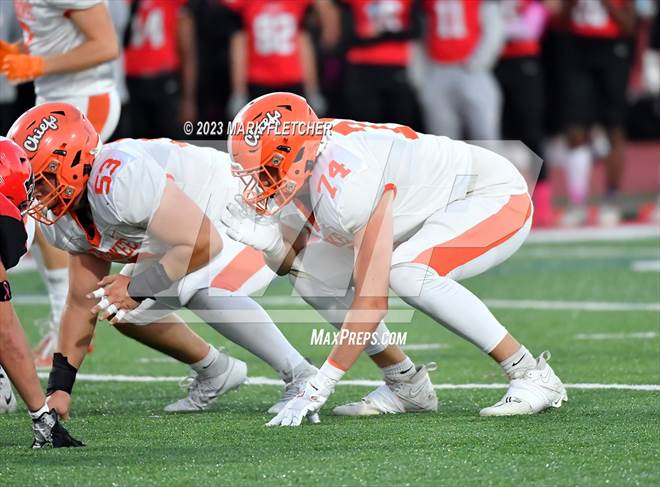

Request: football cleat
left=0, top=366, right=17, bottom=413
left=31, top=409, right=85, bottom=448
left=332, top=363, right=438, bottom=416
left=164, top=353, right=247, bottom=413
left=480, top=351, right=567, bottom=417
left=33, top=328, right=57, bottom=370
left=267, top=365, right=318, bottom=414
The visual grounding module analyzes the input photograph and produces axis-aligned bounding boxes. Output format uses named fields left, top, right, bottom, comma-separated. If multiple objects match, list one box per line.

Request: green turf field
left=2, top=237, right=659, bottom=485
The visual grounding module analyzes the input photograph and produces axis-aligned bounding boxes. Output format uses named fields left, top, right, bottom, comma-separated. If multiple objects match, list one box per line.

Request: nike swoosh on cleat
left=512, top=355, right=526, bottom=367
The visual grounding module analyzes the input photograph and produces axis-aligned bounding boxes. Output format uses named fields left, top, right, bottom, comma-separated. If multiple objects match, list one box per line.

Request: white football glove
left=266, top=369, right=337, bottom=427
left=222, top=199, right=285, bottom=256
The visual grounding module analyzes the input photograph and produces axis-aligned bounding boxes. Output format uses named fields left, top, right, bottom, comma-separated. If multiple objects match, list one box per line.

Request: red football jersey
left=423, top=0, right=481, bottom=64
left=344, top=0, right=414, bottom=66
left=501, top=0, right=541, bottom=58
left=226, top=0, right=311, bottom=86
left=124, top=0, right=186, bottom=77
left=570, top=0, right=630, bottom=38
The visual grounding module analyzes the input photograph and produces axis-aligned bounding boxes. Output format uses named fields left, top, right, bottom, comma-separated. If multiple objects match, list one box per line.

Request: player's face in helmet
left=0, top=137, right=35, bottom=216
left=228, top=92, right=325, bottom=215
left=8, top=102, right=101, bottom=224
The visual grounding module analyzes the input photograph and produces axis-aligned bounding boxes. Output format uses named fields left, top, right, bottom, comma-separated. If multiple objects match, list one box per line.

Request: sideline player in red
left=225, top=0, right=325, bottom=117
left=226, top=93, right=567, bottom=426
left=0, top=137, right=83, bottom=447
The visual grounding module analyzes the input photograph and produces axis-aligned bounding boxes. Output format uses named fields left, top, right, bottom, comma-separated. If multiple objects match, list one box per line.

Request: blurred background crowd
left=1, top=0, right=659, bottom=227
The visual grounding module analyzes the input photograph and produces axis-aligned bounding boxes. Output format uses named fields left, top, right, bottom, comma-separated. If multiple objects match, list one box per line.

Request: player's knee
left=390, top=263, right=448, bottom=299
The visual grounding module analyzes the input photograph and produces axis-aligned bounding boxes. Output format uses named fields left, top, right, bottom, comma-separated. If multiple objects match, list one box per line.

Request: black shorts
left=562, top=35, right=633, bottom=129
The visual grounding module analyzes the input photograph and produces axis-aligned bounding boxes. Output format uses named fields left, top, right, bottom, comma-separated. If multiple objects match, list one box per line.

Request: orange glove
left=1, top=53, right=44, bottom=81
left=0, top=40, right=21, bottom=63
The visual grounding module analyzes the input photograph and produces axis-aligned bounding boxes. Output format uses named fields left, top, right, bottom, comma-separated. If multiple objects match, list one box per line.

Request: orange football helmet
left=228, top=92, right=325, bottom=215
left=8, top=102, right=100, bottom=224
left=0, top=136, right=34, bottom=215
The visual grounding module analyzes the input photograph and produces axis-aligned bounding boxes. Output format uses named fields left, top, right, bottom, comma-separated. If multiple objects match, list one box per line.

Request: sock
left=28, top=402, right=50, bottom=420
left=564, top=145, right=592, bottom=206
left=382, top=357, right=416, bottom=382
left=187, top=291, right=307, bottom=380
left=190, top=346, right=228, bottom=379
left=499, top=346, right=536, bottom=379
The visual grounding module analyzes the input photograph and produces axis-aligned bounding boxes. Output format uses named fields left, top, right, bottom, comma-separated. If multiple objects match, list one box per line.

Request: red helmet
left=228, top=92, right=325, bottom=215
left=8, top=102, right=100, bottom=224
left=0, top=136, right=34, bottom=215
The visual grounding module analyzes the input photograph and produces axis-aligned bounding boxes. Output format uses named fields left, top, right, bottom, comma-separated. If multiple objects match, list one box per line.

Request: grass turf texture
left=2, top=238, right=659, bottom=485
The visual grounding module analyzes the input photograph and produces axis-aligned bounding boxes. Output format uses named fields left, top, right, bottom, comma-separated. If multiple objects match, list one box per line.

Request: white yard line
left=527, top=224, right=660, bottom=243
left=34, top=372, right=660, bottom=391
left=401, top=343, right=448, bottom=351
left=575, top=332, right=659, bottom=340
left=14, top=294, right=660, bottom=312
left=631, top=260, right=660, bottom=272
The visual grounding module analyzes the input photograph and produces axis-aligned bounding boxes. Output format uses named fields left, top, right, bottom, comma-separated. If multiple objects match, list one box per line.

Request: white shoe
left=598, top=203, right=621, bottom=227
left=333, top=363, right=438, bottom=416
left=0, top=366, right=17, bottom=414
left=267, top=365, right=318, bottom=414
left=560, top=206, right=587, bottom=227
left=164, top=352, right=247, bottom=412
left=480, top=351, right=567, bottom=417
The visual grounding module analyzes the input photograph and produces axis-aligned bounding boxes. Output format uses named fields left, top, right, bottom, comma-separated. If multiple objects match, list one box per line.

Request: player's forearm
left=328, top=299, right=388, bottom=371
left=468, top=1, right=505, bottom=70
left=42, top=40, right=118, bottom=76
left=57, top=301, right=97, bottom=369
left=229, top=32, right=248, bottom=94
left=300, top=32, right=320, bottom=94
left=177, top=9, right=198, bottom=105
left=0, top=302, right=46, bottom=411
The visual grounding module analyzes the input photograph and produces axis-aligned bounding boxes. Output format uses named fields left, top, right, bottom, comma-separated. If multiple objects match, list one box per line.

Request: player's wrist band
left=127, top=262, right=174, bottom=302
left=46, top=353, right=78, bottom=395
left=0, top=280, right=12, bottom=301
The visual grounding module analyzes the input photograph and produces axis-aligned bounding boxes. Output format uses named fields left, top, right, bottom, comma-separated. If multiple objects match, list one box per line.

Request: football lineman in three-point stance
left=0, top=137, right=82, bottom=447
left=8, top=103, right=317, bottom=420
left=225, top=92, right=567, bottom=426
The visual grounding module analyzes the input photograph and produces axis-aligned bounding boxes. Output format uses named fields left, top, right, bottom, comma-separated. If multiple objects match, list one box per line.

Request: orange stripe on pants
left=413, top=194, right=532, bottom=277
left=86, top=93, right=111, bottom=134
left=210, top=247, right=267, bottom=292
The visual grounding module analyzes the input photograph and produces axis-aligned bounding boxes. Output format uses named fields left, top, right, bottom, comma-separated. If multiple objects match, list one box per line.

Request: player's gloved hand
left=266, top=368, right=338, bottom=427
left=227, top=92, right=248, bottom=118
left=1, top=54, right=44, bottom=82
left=32, top=409, right=85, bottom=449
left=0, top=41, right=21, bottom=63
left=87, top=274, right=140, bottom=324
left=306, top=91, right=327, bottom=116
left=222, top=198, right=285, bottom=257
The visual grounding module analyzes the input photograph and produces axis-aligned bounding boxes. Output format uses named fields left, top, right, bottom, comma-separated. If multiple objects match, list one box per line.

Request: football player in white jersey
left=1, top=0, right=122, bottom=368
left=225, top=93, right=567, bottom=426
left=8, top=102, right=318, bottom=419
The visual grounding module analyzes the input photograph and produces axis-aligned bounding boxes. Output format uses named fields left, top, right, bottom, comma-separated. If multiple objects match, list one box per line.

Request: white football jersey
left=14, top=0, right=115, bottom=98
left=41, top=139, right=238, bottom=263
left=305, top=120, right=527, bottom=246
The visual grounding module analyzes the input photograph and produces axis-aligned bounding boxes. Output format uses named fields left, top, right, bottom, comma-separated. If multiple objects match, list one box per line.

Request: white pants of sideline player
left=290, top=190, right=532, bottom=355
left=37, top=89, right=121, bottom=143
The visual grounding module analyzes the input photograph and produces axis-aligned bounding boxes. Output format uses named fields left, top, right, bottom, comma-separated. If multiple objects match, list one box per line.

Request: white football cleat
left=480, top=351, right=567, bottom=417
left=333, top=363, right=438, bottom=416
left=164, top=353, right=247, bottom=413
left=0, top=366, right=17, bottom=414
left=267, top=366, right=318, bottom=414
